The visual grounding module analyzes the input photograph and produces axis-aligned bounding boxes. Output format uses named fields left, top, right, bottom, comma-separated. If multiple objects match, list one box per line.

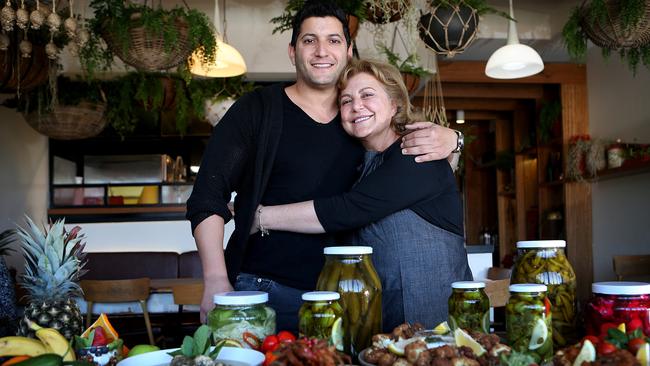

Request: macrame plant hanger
left=421, top=52, right=448, bottom=127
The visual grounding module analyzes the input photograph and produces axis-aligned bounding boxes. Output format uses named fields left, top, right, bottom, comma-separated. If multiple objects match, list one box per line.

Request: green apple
left=128, top=344, right=160, bottom=357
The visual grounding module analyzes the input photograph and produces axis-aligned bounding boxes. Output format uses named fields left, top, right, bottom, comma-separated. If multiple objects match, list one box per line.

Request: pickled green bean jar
left=511, top=240, right=577, bottom=347
left=299, top=291, right=345, bottom=351
left=316, top=246, right=382, bottom=358
left=448, top=281, right=490, bottom=333
left=506, top=284, right=553, bottom=364
left=208, top=291, right=276, bottom=348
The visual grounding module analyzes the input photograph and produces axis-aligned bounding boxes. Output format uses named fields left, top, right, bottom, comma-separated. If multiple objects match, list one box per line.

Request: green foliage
left=270, top=0, right=367, bottom=35
left=168, top=325, right=223, bottom=358
left=539, top=100, right=561, bottom=143
left=379, top=46, right=431, bottom=78
left=0, top=229, right=16, bottom=256
left=562, top=0, right=650, bottom=74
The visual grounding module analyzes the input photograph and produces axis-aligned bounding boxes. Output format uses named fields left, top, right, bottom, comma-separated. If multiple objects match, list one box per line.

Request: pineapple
left=0, top=229, right=18, bottom=337
left=16, top=216, right=87, bottom=341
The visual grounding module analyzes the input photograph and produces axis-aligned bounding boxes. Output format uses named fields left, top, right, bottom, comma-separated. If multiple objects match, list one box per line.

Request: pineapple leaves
left=0, top=229, right=17, bottom=256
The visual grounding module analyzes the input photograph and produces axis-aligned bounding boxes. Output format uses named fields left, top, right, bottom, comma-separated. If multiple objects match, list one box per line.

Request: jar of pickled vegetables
left=299, top=291, right=345, bottom=351
left=208, top=291, right=276, bottom=348
left=510, top=240, right=576, bottom=347
left=585, top=282, right=650, bottom=338
left=316, top=246, right=382, bottom=358
left=448, top=281, right=490, bottom=333
left=506, top=284, right=553, bottom=364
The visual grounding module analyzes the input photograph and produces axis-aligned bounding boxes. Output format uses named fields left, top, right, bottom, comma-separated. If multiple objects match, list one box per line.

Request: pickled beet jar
left=585, top=282, right=650, bottom=338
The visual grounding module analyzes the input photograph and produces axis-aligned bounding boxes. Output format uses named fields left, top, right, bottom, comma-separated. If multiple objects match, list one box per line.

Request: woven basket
left=580, top=0, right=650, bottom=49
left=101, top=15, right=194, bottom=72
left=25, top=102, right=107, bottom=140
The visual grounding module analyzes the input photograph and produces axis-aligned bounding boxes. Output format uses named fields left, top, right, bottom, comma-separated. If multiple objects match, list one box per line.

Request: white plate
left=117, top=346, right=265, bottom=366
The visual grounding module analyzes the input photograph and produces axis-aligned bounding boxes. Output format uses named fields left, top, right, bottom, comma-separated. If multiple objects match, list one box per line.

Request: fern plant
left=270, top=0, right=367, bottom=35
left=380, top=46, right=431, bottom=78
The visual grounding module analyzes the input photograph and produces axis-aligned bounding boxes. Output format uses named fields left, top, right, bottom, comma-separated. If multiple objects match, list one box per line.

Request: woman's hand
left=400, top=122, right=458, bottom=162
left=200, top=277, right=234, bottom=323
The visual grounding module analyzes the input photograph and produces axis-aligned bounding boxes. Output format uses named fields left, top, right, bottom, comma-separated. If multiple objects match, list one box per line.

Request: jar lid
left=324, top=246, right=373, bottom=255
left=509, top=284, right=548, bottom=293
left=213, top=291, right=268, bottom=305
left=517, top=240, right=566, bottom=248
left=592, top=282, right=650, bottom=295
left=302, top=291, right=340, bottom=301
left=452, top=281, right=486, bottom=289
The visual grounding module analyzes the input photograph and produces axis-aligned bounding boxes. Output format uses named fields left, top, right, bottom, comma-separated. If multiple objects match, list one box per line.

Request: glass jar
left=585, top=282, right=650, bottom=338
left=511, top=240, right=576, bottom=347
left=207, top=291, right=276, bottom=349
left=506, top=284, right=553, bottom=364
left=448, top=281, right=490, bottom=333
left=316, top=246, right=381, bottom=358
left=299, top=291, right=345, bottom=351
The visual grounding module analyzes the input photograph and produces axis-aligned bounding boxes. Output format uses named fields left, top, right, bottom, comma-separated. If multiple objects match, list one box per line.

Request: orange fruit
left=81, top=313, right=119, bottom=341
left=1, top=356, right=31, bottom=366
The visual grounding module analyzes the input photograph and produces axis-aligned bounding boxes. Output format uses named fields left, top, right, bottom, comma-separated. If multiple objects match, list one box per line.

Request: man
left=186, top=1, right=461, bottom=330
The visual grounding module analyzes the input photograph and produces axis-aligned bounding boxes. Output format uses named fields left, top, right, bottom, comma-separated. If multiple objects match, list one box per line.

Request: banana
left=34, top=328, right=75, bottom=361
left=0, top=336, right=48, bottom=357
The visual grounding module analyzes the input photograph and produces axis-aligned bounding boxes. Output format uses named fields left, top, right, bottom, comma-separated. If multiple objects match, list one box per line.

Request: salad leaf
left=193, top=325, right=211, bottom=355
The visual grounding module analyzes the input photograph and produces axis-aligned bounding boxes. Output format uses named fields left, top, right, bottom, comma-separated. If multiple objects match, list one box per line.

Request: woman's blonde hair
left=337, top=58, right=417, bottom=134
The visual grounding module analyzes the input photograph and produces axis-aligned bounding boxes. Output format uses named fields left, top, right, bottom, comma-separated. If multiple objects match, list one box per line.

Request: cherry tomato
left=627, top=338, right=647, bottom=355
left=263, top=350, right=277, bottom=366
left=597, top=341, right=617, bottom=356
left=582, top=335, right=600, bottom=346
left=277, top=330, right=296, bottom=343
left=628, top=318, right=643, bottom=333
left=261, top=335, right=279, bottom=353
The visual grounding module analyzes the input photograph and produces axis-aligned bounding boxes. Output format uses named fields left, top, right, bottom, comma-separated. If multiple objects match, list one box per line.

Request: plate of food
left=117, top=346, right=264, bottom=366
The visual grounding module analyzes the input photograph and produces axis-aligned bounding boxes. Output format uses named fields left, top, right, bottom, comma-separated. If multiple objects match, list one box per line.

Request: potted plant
left=365, top=0, right=411, bottom=24
left=270, top=0, right=367, bottom=38
left=539, top=100, right=562, bottom=144
left=188, top=76, right=256, bottom=126
left=380, top=46, right=431, bottom=95
left=82, top=0, right=217, bottom=73
left=562, top=0, right=650, bottom=74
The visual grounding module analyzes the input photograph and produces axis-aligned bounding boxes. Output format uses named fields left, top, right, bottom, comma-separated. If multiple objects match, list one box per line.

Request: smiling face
left=289, top=16, right=352, bottom=89
left=339, top=72, right=399, bottom=151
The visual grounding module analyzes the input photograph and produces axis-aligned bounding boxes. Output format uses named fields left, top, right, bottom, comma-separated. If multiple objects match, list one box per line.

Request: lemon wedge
left=572, top=339, right=596, bottom=366
left=387, top=337, right=421, bottom=356
left=433, top=321, right=451, bottom=335
left=330, top=318, right=344, bottom=351
left=454, top=328, right=486, bottom=356
left=617, top=323, right=626, bottom=333
left=481, top=312, right=490, bottom=333
left=528, top=318, right=549, bottom=350
left=637, top=342, right=650, bottom=366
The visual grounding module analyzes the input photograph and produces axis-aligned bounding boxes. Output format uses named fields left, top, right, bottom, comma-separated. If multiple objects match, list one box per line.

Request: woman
left=253, top=59, right=472, bottom=330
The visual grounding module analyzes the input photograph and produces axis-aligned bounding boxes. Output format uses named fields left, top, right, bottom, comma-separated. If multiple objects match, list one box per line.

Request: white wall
left=587, top=47, right=650, bottom=281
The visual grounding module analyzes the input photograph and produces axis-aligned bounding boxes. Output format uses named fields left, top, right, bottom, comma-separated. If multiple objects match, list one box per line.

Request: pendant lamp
left=485, top=0, right=543, bottom=79
left=190, top=0, right=247, bottom=78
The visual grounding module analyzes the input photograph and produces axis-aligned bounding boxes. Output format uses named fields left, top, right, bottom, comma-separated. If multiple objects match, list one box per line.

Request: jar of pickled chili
left=448, top=281, right=490, bottom=333
left=506, top=284, right=553, bottom=364
left=510, top=240, right=576, bottom=347
left=585, top=282, right=650, bottom=338
left=299, top=291, right=345, bottom=351
left=316, top=246, right=382, bottom=358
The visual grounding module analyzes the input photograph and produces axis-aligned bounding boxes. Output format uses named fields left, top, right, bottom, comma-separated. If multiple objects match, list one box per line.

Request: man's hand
left=401, top=122, right=457, bottom=162
left=200, top=277, right=234, bottom=323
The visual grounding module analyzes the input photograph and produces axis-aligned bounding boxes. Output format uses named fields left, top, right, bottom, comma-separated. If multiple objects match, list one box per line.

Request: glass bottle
left=506, top=284, right=553, bottom=364
left=316, top=246, right=381, bottom=358
left=585, top=282, right=650, bottom=338
left=298, top=291, right=345, bottom=351
left=448, top=281, right=490, bottom=333
left=510, top=240, right=576, bottom=347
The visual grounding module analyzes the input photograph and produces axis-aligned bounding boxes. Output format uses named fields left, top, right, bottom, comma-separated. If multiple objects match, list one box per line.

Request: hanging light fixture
left=190, top=0, right=247, bottom=78
left=456, top=110, right=465, bottom=124
left=485, top=0, right=543, bottom=79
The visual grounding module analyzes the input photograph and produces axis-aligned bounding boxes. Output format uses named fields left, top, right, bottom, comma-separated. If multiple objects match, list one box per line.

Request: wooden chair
left=80, top=277, right=155, bottom=345
left=171, top=282, right=204, bottom=312
left=613, top=255, right=650, bottom=281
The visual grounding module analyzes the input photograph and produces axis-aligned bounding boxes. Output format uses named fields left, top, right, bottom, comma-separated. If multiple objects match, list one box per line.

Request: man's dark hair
left=290, top=1, right=351, bottom=47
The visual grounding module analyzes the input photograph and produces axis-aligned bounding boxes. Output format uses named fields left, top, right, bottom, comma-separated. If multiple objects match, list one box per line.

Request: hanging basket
left=401, top=72, right=421, bottom=96
left=0, top=40, right=50, bottom=93
left=365, top=1, right=410, bottom=24
left=579, top=0, right=650, bottom=50
left=418, top=2, right=479, bottom=57
left=25, top=102, right=107, bottom=140
left=100, top=14, right=194, bottom=72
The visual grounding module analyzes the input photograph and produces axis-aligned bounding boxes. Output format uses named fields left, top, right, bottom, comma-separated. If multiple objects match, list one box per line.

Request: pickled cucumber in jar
left=506, top=284, right=553, bottom=364
left=208, top=291, right=276, bottom=348
left=511, top=240, right=577, bottom=347
left=316, top=246, right=382, bottom=358
left=448, top=281, right=490, bottom=333
left=299, top=291, right=345, bottom=351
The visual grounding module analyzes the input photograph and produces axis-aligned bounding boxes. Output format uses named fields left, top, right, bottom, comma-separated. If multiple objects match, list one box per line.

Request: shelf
left=48, top=205, right=187, bottom=223
left=539, top=180, right=565, bottom=187
left=589, top=160, right=650, bottom=182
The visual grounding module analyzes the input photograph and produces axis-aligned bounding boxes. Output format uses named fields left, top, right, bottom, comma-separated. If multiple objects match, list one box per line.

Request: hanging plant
left=270, top=0, right=367, bottom=38
left=365, top=0, right=411, bottom=24
left=562, top=0, right=650, bottom=74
